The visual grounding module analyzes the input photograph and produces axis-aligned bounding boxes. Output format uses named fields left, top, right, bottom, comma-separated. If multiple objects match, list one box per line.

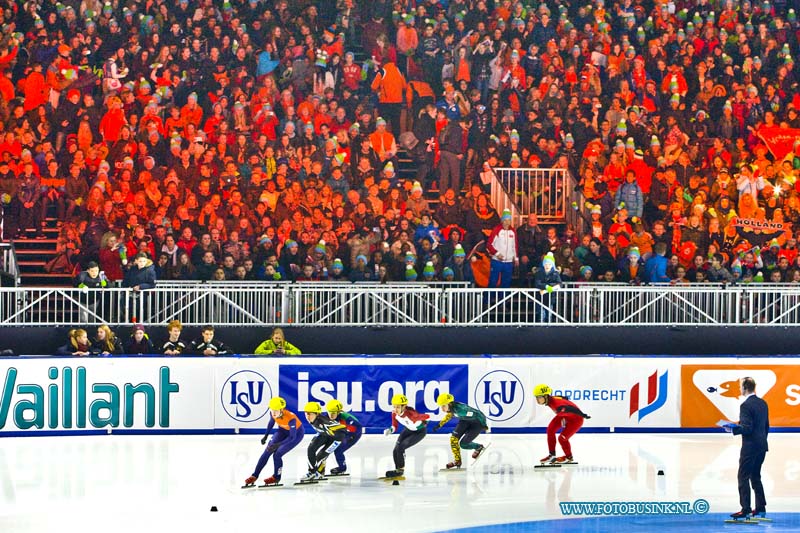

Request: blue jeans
left=489, top=259, right=514, bottom=288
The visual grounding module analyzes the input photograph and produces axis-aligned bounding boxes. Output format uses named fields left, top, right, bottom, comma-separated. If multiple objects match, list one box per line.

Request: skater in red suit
left=535, top=384, right=591, bottom=464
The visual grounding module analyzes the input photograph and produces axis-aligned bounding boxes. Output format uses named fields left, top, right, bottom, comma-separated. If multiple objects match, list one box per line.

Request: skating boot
left=330, top=465, right=347, bottom=475
left=242, top=476, right=257, bottom=488
left=554, top=455, right=575, bottom=464
left=539, top=453, right=557, bottom=464
left=300, top=470, right=321, bottom=482
left=472, top=445, right=486, bottom=460
left=262, top=476, right=280, bottom=486
left=445, top=460, right=462, bottom=469
left=384, top=469, right=404, bottom=478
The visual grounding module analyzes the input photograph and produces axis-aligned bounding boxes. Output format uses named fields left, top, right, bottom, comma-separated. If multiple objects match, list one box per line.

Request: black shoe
left=330, top=465, right=347, bottom=475
left=730, top=510, right=751, bottom=520
left=384, top=469, right=404, bottom=478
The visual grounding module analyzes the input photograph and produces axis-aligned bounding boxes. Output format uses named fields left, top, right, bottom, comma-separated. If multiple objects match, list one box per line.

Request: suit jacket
left=733, top=395, right=769, bottom=453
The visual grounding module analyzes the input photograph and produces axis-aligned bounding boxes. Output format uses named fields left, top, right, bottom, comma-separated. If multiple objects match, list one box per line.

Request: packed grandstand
left=1, top=0, right=800, bottom=287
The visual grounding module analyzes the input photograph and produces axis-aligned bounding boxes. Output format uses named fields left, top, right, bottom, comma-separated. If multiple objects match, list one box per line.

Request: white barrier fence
left=1, top=284, right=800, bottom=326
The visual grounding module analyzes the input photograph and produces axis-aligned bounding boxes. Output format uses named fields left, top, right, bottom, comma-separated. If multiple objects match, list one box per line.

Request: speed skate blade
left=323, top=473, right=350, bottom=478
left=257, top=483, right=283, bottom=489
left=723, top=519, right=759, bottom=525
left=534, top=463, right=562, bottom=469
left=472, top=442, right=492, bottom=466
left=439, top=468, right=465, bottom=472
left=294, top=480, right=320, bottom=486
left=241, top=484, right=257, bottom=489
left=378, top=476, right=405, bottom=481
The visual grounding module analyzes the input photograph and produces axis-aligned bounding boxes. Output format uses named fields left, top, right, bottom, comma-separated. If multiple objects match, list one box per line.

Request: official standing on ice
left=726, top=377, right=769, bottom=521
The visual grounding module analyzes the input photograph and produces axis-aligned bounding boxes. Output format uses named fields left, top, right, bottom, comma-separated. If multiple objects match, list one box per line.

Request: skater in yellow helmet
left=297, top=401, right=348, bottom=483
left=382, top=393, right=430, bottom=478
left=432, top=393, right=490, bottom=470
left=534, top=384, right=591, bottom=465
left=242, top=397, right=305, bottom=488
left=325, top=399, right=363, bottom=475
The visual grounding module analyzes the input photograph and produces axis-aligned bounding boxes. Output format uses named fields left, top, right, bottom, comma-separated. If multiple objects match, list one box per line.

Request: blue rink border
left=3, top=427, right=800, bottom=438
left=444, top=512, right=800, bottom=533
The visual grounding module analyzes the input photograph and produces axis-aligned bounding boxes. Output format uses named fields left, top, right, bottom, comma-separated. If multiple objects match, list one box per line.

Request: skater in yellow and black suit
left=432, top=393, right=489, bottom=469
left=300, top=402, right=347, bottom=482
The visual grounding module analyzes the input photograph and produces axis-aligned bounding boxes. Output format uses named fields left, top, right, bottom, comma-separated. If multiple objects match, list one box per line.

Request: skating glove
left=261, top=436, right=268, bottom=445
left=383, top=427, right=393, bottom=436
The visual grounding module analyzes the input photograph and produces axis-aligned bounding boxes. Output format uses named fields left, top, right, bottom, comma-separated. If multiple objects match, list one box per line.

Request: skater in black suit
left=726, top=377, right=769, bottom=520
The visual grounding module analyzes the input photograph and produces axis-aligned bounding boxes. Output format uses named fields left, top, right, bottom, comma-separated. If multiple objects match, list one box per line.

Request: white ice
left=0, top=433, right=796, bottom=533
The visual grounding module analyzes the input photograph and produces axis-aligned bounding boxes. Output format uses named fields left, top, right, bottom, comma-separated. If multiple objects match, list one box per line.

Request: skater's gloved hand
left=261, top=436, right=268, bottom=445
left=383, top=427, right=393, bottom=436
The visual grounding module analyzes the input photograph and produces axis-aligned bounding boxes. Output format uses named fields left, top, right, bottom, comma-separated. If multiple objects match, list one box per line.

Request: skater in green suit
left=432, top=393, right=489, bottom=469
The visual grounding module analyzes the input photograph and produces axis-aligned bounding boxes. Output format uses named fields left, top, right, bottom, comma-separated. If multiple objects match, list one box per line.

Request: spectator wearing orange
left=99, top=96, right=128, bottom=144
left=369, top=118, right=398, bottom=168
left=180, top=93, right=204, bottom=129
left=22, top=63, right=47, bottom=112
left=371, top=61, right=406, bottom=134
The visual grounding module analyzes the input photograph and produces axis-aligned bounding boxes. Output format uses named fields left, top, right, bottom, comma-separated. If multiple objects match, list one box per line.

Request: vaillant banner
left=4, top=356, right=800, bottom=436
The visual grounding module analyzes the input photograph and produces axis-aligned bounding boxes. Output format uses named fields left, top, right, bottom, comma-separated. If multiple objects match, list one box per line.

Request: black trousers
left=738, top=448, right=767, bottom=512
left=307, top=433, right=344, bottom=471
left=453, top=419, right=484, bottom=446
left=393, top=426, right=427, bottom=469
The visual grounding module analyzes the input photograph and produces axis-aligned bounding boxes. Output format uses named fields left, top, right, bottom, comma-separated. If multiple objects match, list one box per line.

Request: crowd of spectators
left=2, top=0, right=800, bottom=287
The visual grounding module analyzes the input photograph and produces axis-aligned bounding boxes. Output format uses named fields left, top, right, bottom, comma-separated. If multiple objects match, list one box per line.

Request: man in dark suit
left=726, top=377, right=769, bottom=520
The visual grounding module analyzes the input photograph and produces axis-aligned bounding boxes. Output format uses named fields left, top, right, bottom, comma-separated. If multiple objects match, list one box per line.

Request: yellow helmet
left=326, top=399, right=344, bottom=413
left=436, top=393, right=455, bottom=406
left=303, top=401, right=323, bottom=414
left=533, top=384, right=552, bottom=397
left=391, top=394, right=409, bottom=406
left=268, top=397, right=286, bottom=410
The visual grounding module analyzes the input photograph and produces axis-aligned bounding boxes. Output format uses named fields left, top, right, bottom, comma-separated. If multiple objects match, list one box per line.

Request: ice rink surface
left=1, top=433, right=798, bottom=533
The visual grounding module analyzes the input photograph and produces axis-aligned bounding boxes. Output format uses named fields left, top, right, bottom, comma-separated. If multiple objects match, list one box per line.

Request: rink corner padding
left=1, top=356, right=799, bottom=436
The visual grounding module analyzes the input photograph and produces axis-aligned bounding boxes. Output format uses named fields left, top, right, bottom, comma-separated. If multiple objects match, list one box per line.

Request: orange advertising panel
left=681, top=365, right=800, bottom=427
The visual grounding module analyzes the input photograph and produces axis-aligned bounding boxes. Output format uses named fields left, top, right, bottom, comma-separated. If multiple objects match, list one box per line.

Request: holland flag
left=629, top=371, right=668, bottom=422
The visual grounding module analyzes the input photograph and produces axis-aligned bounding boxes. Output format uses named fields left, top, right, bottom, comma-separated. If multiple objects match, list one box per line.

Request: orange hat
left=58, top=44, right=71, bottom=55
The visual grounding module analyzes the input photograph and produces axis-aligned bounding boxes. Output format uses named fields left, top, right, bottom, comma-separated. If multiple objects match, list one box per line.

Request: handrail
left=0, top=243, right=20, bottom=287
left=2, top=284, right=800, bottom=327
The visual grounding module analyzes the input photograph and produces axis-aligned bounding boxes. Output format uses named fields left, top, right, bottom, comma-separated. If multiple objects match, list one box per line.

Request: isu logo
left=692, top=370, right=777, bottom=421
left=221, top=370, right=273, bottom=423
left=629, top=370, right=668, bottom=422
left=473, top=370, right=525, bottom=422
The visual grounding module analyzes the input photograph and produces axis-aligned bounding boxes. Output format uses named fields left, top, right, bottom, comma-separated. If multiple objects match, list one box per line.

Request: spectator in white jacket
left=486, top=208, right=518, bottom=288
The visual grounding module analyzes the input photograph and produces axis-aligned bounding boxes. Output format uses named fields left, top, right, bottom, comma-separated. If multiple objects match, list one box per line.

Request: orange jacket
left=99, top=108, right=128, bottom=143
left=369, top=130, right=397, bottom=156
left=0, top=76, right=14, bottom=103
left=180, top=104, right=204, bottom=128
left=22, top=71, right=47, bottom=111
left=371, top=62, right=406, bottom=105
left=406, top=80, right=435, bottom=109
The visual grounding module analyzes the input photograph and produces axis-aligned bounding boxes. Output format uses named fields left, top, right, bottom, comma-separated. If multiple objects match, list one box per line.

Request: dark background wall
left=1, top=325, right=798, bottom=356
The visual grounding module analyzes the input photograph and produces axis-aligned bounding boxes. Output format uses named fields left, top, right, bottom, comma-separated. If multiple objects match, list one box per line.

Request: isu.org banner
left=1, top=356, right=798, bottom=435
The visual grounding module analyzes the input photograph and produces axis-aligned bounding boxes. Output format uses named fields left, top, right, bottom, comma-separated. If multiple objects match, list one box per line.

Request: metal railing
left=0, top=243, right=20, bottom=286
left=489, top=168, right=570, bottom=226
left=2, top=284, right=800, bottom=327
